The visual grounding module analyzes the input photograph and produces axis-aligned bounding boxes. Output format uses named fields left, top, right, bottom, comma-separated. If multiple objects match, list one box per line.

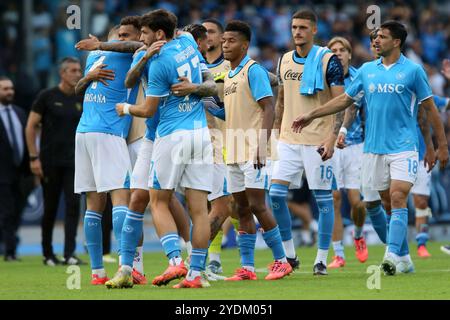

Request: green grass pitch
left=1, top=242, right=450, bottom=300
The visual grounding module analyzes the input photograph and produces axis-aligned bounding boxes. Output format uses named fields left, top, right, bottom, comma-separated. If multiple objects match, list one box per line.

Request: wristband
left=29, top=156, right=39, bottom=162
left=123, top=103, right=131, bottom=115
left=339, top=127, right=347, bottom=135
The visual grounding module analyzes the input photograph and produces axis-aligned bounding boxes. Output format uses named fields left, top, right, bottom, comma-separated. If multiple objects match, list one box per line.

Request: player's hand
left=436, top=146, right=449, bottom=170
left=171, top=77, right=196, bottom=96
left=133, top=45, right=148, bottom=57
left=319, top=135, right=336, bottom=161
left=116, top=103, right=126, bottom=117
left=336, top=132, right=346, bottom=149
left=253, top=146, right=267, bottom=170
left=424, top=146, right=436, bottom=173
left=145, top=40, right=166, bottom=59
left=30, top=158, right=44, bottom=179
left=292, top=113, right=313, bottom=133
left=441, top=59, right=450, bottom=81
left=75, top=34, right=101, bottom=51
left=87, top=64, right=115, bottom=86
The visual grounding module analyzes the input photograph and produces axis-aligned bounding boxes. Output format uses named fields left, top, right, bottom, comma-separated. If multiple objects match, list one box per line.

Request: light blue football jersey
left=77, top=44, right=133, bottom=138
left=129, top=50, right=159, bottom=142
left=344, top=66, right=364, bottom=146
left=145, top=33, right=207, bottom=138
left=346, top=54, right=433, bottom=154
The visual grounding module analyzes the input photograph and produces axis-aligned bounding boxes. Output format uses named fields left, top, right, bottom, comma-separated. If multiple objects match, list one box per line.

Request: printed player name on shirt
left=84, top=93, right=107, bottom=104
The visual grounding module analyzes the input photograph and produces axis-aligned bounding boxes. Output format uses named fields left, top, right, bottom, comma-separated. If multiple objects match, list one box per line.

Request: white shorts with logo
left=149, top=128, right=213, bottom=192
left=361, top=151, right=419, bottom=191
left=227, top=161, right=270, bottom=194
left=208, top=163, right=231, bottom=201
left=271, top=141, right=335, bottom=190
left=75, top=132, right=132, bottom=193
left=334, top=143, right=363, bottom=190
left=128, top=138, right=143, bottom=169
left=411, top=161, right=431, bottom=196
left=130, top=138, right=153, bottom=191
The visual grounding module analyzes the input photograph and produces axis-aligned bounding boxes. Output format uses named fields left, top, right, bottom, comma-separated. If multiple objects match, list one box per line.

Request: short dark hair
left=120, top=16, right=141, bottom=31
left=59, top=57, right=80, bottom=71
left=202, top=18, right=224, bottom=33
left=225, top=20, right=251, bottom=42
left=380, top=20, right=407, bottom=47
left=369, top=28, right=379, bottom=41
left=141, top=9, right=177, bottom=39
left=292, top=9, right=318, bottom=24
left=183, top=24, right=207, bottom=41
left=0, top=76, right=11, bottom=82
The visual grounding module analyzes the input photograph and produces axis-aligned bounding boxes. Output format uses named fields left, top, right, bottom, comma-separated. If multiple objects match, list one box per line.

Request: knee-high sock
left=238, top=233, right=257, bottom=270
left=262, top=226, right=286, bottom=261
left=269, top=184, right=291, bottom=241
left=112, top=206, right=127, bottom=255
left=84, top=211, right=103, bottom=271
left=367, top=204, right=387, bottom=244
left=160, top=233, right=181, bottom=260
left=388, top=208, right=408, bottom=255
left=313, top=190, right=335, bottom=250
left=120, top=210, right=144, bottom=268
left=190, top=248, right=208, bottom=271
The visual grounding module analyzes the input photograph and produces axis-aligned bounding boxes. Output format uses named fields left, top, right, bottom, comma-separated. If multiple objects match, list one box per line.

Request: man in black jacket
left=0, top=76, right=33, bottom=261
left=26, top=57, right=85, bottom=266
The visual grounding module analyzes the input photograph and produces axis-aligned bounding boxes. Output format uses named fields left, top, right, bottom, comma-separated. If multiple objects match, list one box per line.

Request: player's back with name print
left=152, top=34, right=207, bottom=138
left=84, top=49, right=133, bottom=104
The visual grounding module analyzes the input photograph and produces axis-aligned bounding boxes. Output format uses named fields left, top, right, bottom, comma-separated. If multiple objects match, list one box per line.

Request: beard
left=0, top=96, right=13, bottom=105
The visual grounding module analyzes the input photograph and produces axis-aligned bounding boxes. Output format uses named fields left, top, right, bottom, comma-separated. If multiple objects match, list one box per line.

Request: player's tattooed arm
left=171, top=70, right=218, bottom=97
left=421, top=97, right=449, bottom=169
left=336, top=103, right=358, bottom=149
left=268, top=72, right=279, bottom=87
left=75, top=64, right=115, bottom=95
left=342, top=104, right=358, bottom=129
left=125, top=41, right=166, bottom=88
left=75, top=34, right=144, bottom=53
left=273, top=85, right=284, bottom=131
left=99, top=41, right=143, bottom=53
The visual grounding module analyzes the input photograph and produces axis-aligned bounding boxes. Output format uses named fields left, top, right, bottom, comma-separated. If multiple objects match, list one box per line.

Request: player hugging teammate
left=73, top=7, right=449, bottom=290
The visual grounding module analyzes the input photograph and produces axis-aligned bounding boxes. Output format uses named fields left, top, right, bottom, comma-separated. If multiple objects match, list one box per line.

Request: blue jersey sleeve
left=248, top=64, right=273, bottom=101
left=326, top=55, right=345, bottom=87
left=433, top=95, right=449, bottom=111
left=345, top=67, right=364, bottom=101
left=414, top=66, right=433, bottom=102
left=146, top=58, right=170, bottom=97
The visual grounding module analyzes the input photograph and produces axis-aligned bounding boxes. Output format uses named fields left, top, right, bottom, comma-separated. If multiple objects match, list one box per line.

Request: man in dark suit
left=0, top=76, right=33, bottom=261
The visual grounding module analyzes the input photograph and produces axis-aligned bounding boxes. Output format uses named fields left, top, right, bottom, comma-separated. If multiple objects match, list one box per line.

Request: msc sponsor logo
left=369, top=83, right=405, bottom=94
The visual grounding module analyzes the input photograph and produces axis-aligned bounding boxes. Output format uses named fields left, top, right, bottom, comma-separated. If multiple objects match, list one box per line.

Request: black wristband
left=29, top=156, right=39, bottom=161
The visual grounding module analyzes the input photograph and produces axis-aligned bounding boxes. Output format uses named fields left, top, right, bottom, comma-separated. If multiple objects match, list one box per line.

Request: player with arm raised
left=292, top=21, right=448, bottom=275
left=108, top=9, right=217, bottom=289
